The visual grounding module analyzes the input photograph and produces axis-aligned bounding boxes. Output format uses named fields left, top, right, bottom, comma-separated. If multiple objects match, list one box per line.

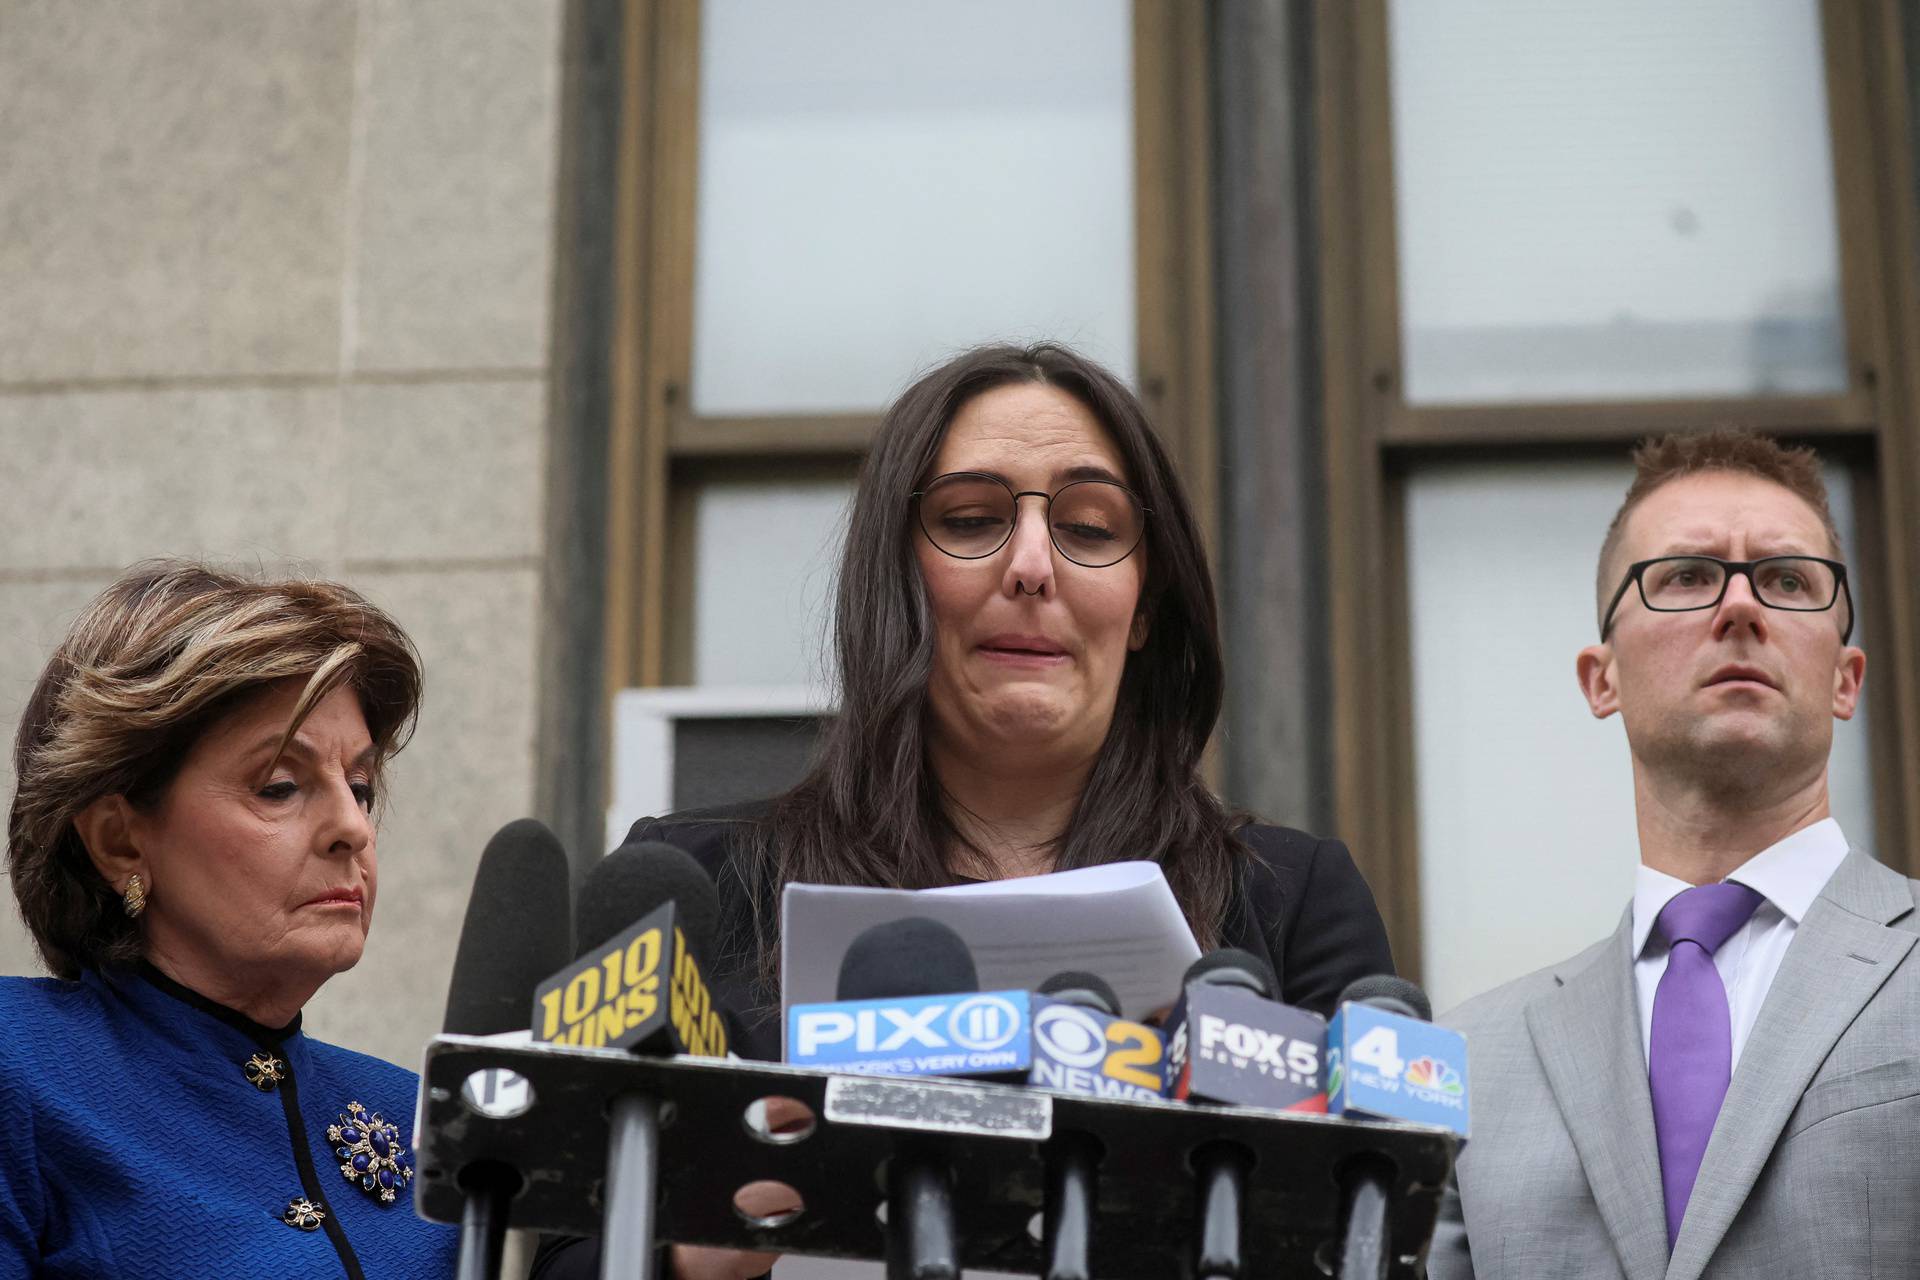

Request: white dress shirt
left=1632, top=818, right=1851, bottom=1069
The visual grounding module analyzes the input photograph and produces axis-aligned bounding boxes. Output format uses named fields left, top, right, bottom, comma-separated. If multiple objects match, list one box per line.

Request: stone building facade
left=1, top=1, right=566, bottom=1067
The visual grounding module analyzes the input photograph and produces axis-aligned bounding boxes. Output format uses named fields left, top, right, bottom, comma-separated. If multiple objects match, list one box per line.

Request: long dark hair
left=740, top=342, right=1240, bottom=995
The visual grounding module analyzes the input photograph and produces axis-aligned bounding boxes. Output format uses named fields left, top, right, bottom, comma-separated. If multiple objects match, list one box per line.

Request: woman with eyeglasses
left=533, top=342, right=1392, bottom=1280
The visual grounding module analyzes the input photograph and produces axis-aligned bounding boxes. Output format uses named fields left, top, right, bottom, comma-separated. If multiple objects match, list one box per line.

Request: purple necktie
left=1648, top=881, right=1764, bottom=1247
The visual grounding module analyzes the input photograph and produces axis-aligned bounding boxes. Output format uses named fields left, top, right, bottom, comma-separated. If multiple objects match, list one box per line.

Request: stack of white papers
left=779, top=861, right=1201, bottom=1024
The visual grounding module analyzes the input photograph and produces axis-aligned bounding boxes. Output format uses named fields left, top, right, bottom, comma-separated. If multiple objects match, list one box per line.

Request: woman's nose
left=320, top=780, right=374, bottom=855
left=1002, top=494, right=1057, bottom=597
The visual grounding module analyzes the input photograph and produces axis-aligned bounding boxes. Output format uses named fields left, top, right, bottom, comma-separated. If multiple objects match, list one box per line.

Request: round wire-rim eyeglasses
left=911, top=471, right=1150, bottom=568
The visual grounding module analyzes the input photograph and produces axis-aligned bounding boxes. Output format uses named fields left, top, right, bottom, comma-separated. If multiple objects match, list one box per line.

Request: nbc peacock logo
left=1404, top=1055, right=1463, bottom=1095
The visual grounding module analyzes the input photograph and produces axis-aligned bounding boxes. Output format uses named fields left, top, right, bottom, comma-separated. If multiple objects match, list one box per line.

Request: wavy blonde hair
left=8, top=560, right=423, bottom=978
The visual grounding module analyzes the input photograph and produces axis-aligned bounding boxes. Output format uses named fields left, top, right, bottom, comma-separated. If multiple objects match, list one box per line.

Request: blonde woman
left=2, top=561, right=456, bottom=1278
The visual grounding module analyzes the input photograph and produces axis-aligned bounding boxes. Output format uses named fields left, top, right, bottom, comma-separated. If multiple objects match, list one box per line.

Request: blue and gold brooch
left=326, top=1101, right=413, bottom=1205
left=244, top=1053, right=286, bottom=1091
left=281, top=1196, right=326, bottom=1231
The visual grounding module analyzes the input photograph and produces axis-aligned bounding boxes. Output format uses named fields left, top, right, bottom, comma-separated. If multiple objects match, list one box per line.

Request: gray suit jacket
left=1428, top=851, right=1920, bottom=1280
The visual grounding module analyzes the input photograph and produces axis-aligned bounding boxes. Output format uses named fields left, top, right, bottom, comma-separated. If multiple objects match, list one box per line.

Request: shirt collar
left=1632, top=817, right=1850, bottom=959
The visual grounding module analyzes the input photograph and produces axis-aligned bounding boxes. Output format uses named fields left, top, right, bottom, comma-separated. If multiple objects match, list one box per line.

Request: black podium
left=415, top=1035, right=1457, bottom=1278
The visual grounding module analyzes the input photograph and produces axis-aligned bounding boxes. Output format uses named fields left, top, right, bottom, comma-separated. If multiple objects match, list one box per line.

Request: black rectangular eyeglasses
left=1600, top=554, right=1853, bottom=642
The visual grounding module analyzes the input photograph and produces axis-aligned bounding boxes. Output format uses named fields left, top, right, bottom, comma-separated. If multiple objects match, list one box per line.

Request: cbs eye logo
left=1033, top=1005, right=1109, bottom=1068
left=1033, top=1004, right=1164, bottom=1090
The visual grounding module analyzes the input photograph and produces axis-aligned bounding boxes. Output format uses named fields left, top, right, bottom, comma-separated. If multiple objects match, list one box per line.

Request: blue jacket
left=0, top=966, right=455, bottom=1278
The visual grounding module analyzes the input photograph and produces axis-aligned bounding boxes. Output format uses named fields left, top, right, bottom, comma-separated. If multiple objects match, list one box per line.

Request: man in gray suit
left=1429, top=430, right=1919, bottom=1280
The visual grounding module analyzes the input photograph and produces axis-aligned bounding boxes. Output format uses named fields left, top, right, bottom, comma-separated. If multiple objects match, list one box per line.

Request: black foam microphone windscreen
left=575, top=840, right=722, bottom=961
left=1181, top=947, right=1279, bottom=999
left=1038, top=969, right=1123, bottom=1017
left=835, top=916, right=978, bottom=1001
left=1336, top=973, right=1431, bottom=1022
left=442, top=817, right=573, bottom=1036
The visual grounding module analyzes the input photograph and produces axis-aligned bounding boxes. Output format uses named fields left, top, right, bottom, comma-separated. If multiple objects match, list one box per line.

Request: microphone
left=1028, top=969, right=1167, bottom=1101
left=440, top=818, right=572, bottom=1280
left=786, top=917, right=1033, bottom=1079
left=1325, top=974, right=1466, bottom=1134
left=1162, top=949, right=1328, bottom=1111
left=1160, top=949, right=1326, bottom=1280
left=837, top=915, right=979, bottom=998
left=1035, top=969, right=1117, bottom=1010
left=1336, top=974, right=1429, bottom=1021
left=444, top=818, right=574, bottom=1037
left=810, top=917, right=977, bottom=1280
left=1029, top=969, right=1161, bottom=1280
left=1326, top=976, right=1468, bottom=1280
left=532, top=842, right=728, bottom=1055
left=791, top=943, right=1167, bottom=1279
left=789, top=942, right=1173, bottom=1093
left=532, top=841, right=728, bottom=1280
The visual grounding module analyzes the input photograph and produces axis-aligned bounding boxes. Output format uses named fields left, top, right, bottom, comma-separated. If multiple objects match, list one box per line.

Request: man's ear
left=71, top=795, right=146, bottom=893
left=1832, top=644, right=1867, bottom=720
left=1127, top=608, right=1150, bottom=651
left=1576, top=643, right=1621, bottom=720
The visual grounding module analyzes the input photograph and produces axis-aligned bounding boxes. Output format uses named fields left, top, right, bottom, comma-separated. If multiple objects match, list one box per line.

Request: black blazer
left=625, top=802, right=1395, bottom=1059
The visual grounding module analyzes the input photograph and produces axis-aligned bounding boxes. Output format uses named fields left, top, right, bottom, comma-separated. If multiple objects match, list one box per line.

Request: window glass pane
left=688, top=476, right=852, bottom=689
left=1388, top=0, right=1847, bottom=404
left=1405, top=459, right=1872, bottom=1012
left=691, top=0, right=1135, bottom=416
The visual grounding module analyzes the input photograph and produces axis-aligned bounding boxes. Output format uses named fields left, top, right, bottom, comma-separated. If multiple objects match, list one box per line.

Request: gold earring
left=122, top=873, right=147, bottom=919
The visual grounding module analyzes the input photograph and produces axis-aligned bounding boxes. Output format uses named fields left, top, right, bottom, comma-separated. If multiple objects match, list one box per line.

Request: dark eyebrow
left=1056, top=464, right=1127, bottom=485
left=934, top=465, right=1127, bottom=487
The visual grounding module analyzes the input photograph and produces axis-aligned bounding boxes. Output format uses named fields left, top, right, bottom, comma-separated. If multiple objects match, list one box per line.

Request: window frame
left=604, top=0, right=1217, bottom=691
left=1316, top=0, right=1920, bottom=977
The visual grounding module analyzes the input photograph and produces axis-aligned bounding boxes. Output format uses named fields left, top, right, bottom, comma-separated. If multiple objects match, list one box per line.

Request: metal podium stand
left=416, top=1035, right=1457, bottom=1278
